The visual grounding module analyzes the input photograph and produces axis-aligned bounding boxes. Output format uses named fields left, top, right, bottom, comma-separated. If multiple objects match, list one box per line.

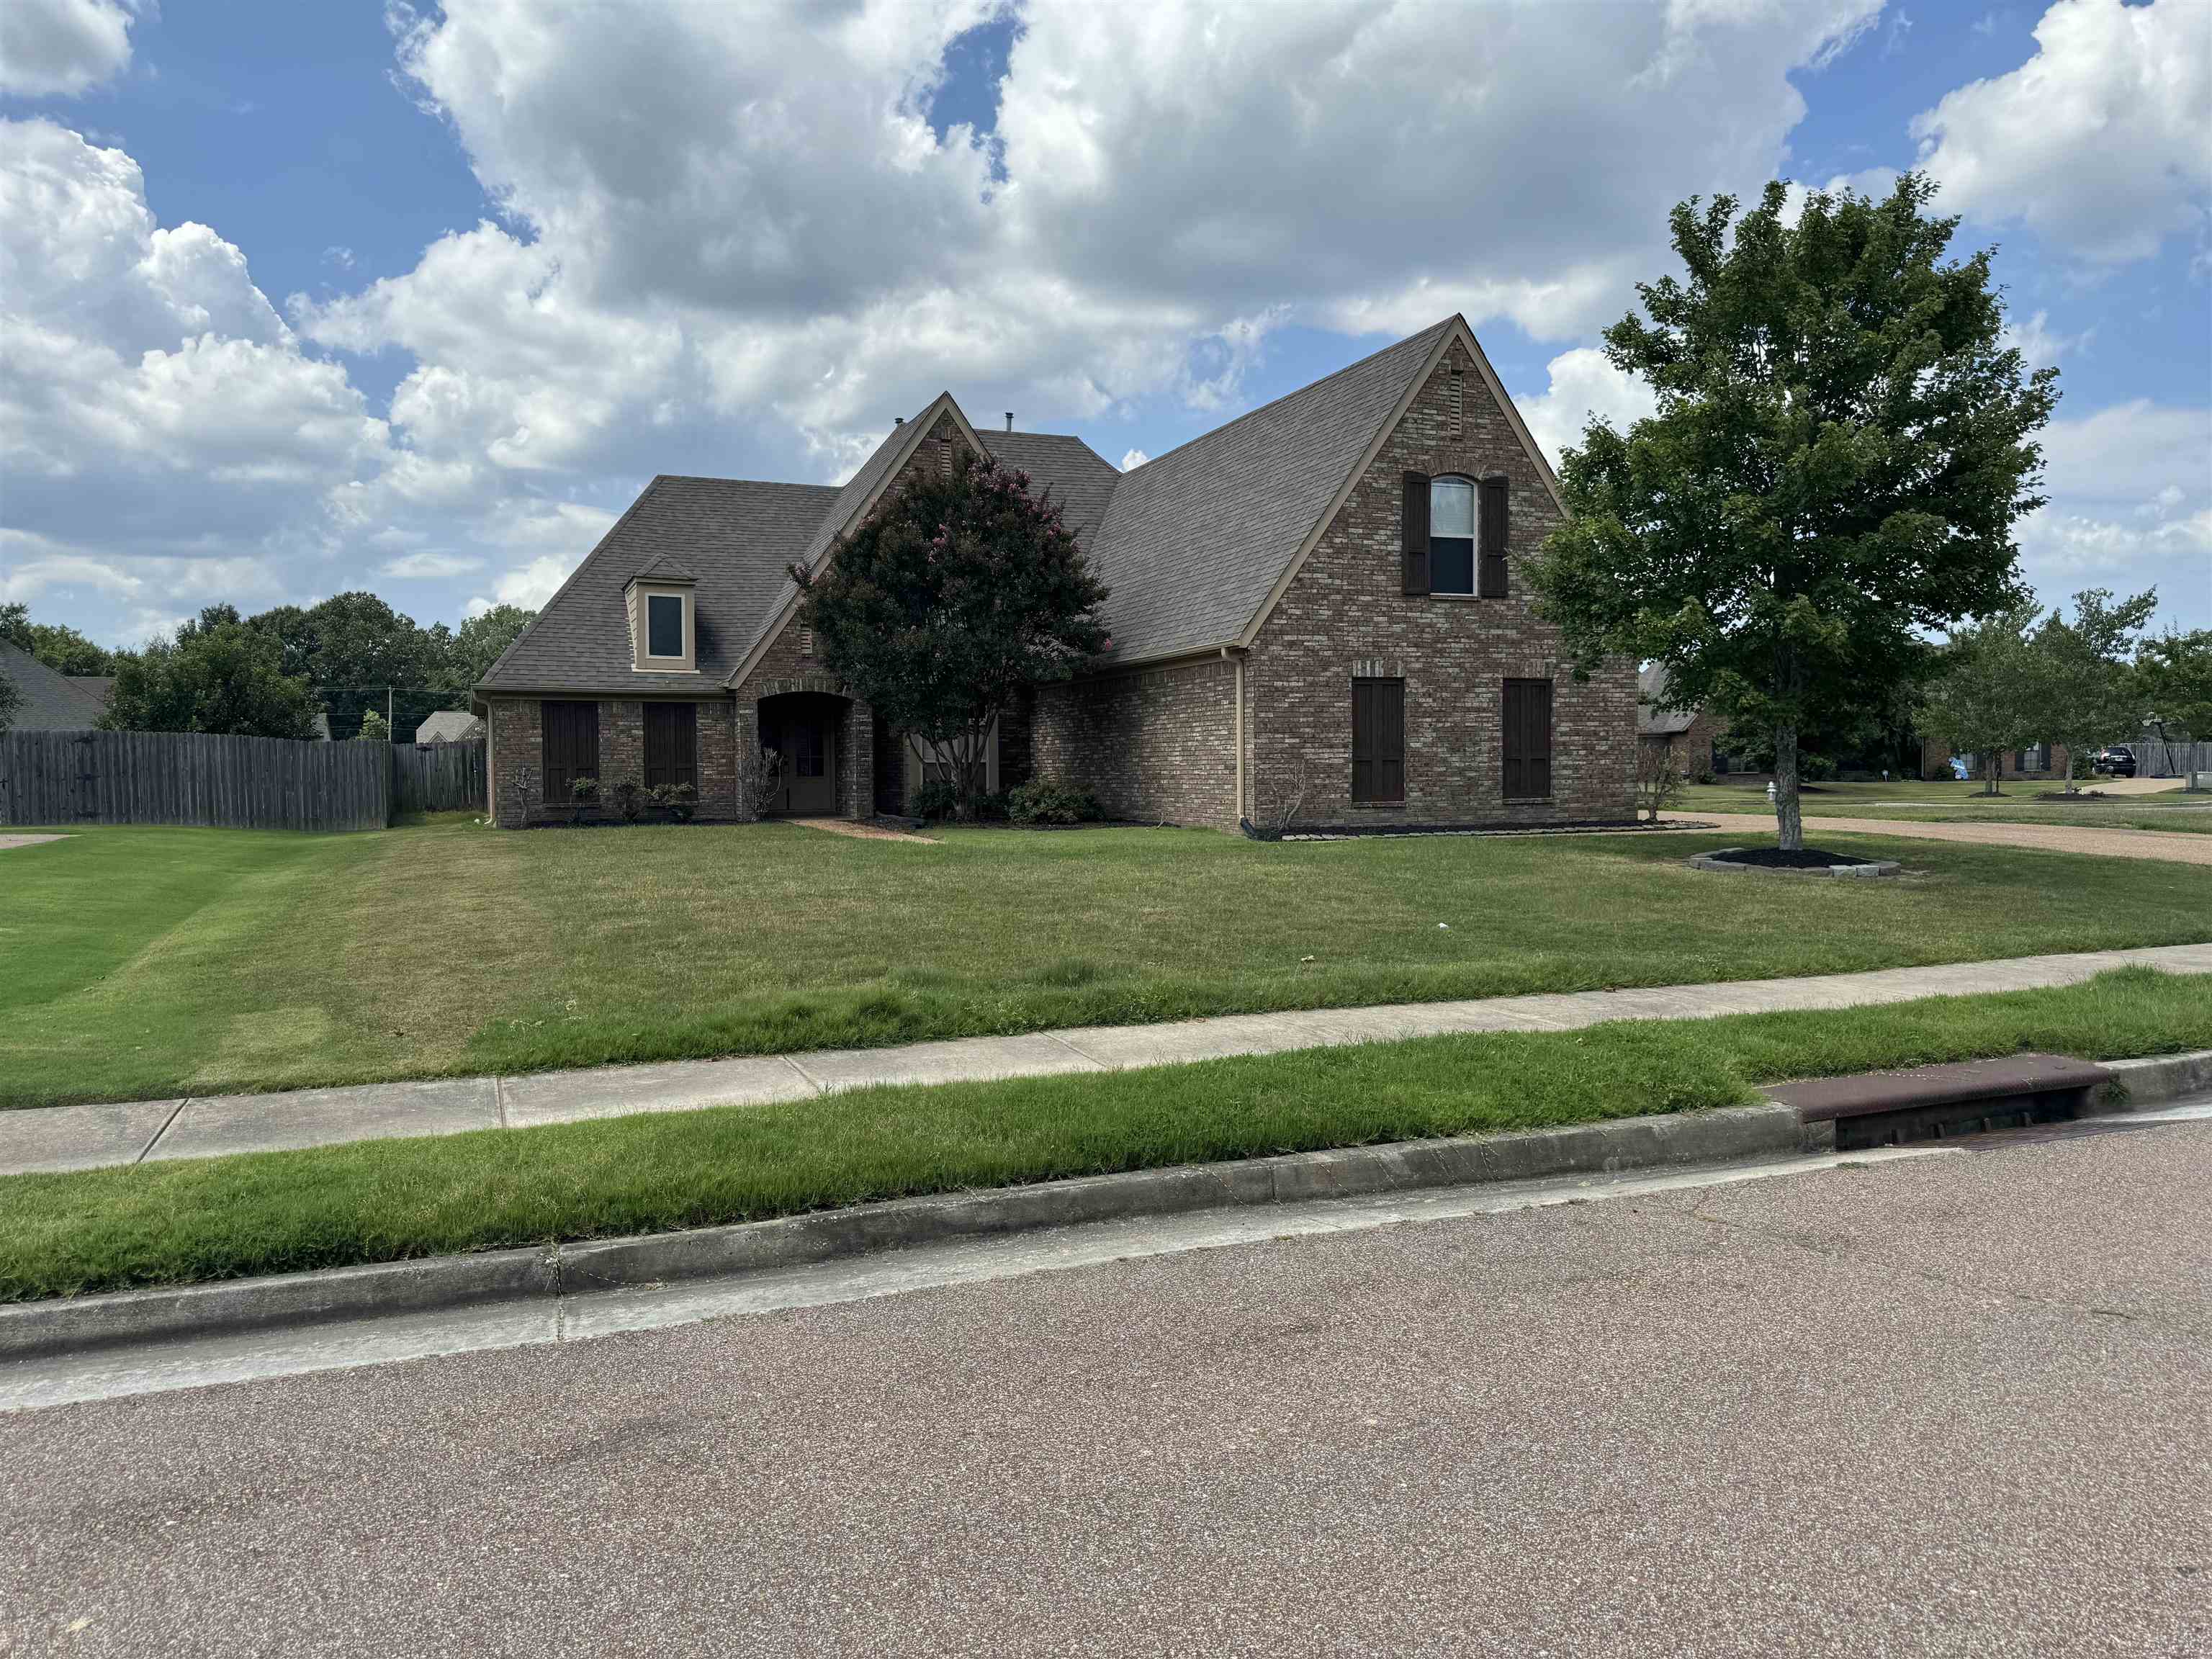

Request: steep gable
left=1082, top=320, right=1454, bottom=665
left=480, top=476, right=838, bottom=695
left=1, top=639, right=111, bottom=729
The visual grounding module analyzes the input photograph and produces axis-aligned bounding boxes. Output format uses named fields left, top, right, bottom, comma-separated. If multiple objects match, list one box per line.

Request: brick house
left=1636, top=664, right=1735, bottom=778
left=475, top=316, right=1635, bottom=830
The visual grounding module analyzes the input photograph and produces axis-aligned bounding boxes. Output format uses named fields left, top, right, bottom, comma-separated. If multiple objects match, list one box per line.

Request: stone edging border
left=1686, top=847, right=1902, bottom=879
left=4, top=1049, right=2204, bottom=1365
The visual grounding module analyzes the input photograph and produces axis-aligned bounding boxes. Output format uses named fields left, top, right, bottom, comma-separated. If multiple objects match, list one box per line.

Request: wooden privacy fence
left=0, top=729, right=390, bottom=833
left=392, top=739, right=487, bottom=814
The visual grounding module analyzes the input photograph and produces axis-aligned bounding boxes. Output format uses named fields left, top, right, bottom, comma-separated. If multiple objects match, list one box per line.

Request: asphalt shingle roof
left=480, top=477, right=839, bottom=695
left=979, top=430, right=1122, bottom=551
left=477, top=322, right=1469, bottom=694
left=1, top=640, right=111, bottom=729
left=1079, top=319, right=1453, bottom=663
left=1637, top=663, right=1699, bottom=735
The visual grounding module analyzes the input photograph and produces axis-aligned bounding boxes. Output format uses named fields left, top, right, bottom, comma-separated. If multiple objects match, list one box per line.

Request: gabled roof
left=415, top=709, right=485, bottom=744
left=729, top=393, right=974, bottom=675
left=480, top=476, right=838, bottom=695
left=1637, top=663, right=1699, bottom=735
left=1081, top=318, right=1455, bottom=663
left=625, top=554, right=697, bottom=586
left=1, top=640, right=111, bottom=729
left=979, top=430, right=1121, bottom=550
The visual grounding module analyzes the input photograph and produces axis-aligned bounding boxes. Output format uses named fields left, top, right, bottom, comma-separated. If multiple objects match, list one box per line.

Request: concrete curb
left=2093, top=1048, right=2212, bottom=1110
left=0, top=1101, right=1814, bottom=1363
left=9, top=1053, right=2203, bottom=1364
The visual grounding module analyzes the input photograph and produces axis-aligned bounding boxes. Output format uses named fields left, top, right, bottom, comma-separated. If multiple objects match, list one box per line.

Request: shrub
left=611, top=779, right=644, bottom=822
left=1006, top=777, right=1102, bottom=826
left=647, top=781, right=698, bottom=822
left=912, top=778, right=961, bottom=820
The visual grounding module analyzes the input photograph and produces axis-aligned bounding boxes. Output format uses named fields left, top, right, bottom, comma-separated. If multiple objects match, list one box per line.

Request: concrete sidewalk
left=5, top=943, right=2209, bottom=1177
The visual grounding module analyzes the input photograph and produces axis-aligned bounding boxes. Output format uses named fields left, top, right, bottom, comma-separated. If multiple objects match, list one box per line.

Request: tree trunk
left=1773, top=721, right=1803, bottom=851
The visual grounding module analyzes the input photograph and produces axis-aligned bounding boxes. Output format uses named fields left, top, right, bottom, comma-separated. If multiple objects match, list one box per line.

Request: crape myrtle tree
left=1524, top=174, right=2058, bottom=849
left=791, top=449, right=1109, bottom=819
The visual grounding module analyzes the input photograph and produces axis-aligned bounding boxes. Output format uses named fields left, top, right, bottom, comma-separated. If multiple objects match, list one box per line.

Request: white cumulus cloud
left=1912, top=0, right=2212, bottom=264
left=0, top=0, right=138, bottom=97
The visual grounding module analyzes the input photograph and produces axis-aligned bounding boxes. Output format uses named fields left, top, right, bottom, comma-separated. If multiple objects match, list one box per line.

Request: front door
left=778, top=710, right=837, bottom=814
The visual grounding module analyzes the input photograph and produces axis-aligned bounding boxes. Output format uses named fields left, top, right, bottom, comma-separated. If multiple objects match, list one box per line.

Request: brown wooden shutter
left=644, top=702, right=697, bottom=791
left=1401, top=472, right=1430, bottom=596
left=541, top=700, right=600, bottom=801
left=1352, top=678, right=1405, bottom=804
left=1502, top=679, right=1552, bottom=799
left=1478, top=475, right=1509, bottom=598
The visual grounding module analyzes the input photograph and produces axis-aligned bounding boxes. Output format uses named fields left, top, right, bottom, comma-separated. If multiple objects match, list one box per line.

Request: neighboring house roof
left=478, top=315, right=1539, bottom=696
left=480, top=477, right=839, bottom=695
left=415, top=710, right=485, bottom=744
left=1080, top=318, right=1455, bottom=664
left=1637, top=663, right=1699, bottom=736
left=1, top=640, right=112, bottom=729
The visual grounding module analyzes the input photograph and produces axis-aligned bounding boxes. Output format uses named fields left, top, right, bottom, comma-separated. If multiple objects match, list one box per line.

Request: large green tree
left=432, top=603, right=537, bottom=706
left=103, top=608, right=320, bottom=739
left=0, top=603, right=117, bottom=677
left=1525, top=174, right=2058, bottom=848
left=250, top=592, right=435, bottom=738
left=791, top=449, right=1108, bottom=817
left=2032, top=588, right=2155, bottom=790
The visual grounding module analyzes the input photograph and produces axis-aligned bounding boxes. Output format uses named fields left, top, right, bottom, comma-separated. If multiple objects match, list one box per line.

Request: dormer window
left=625, top=565, right=697, bottom=672
left=647, top=593, right=685, bottom=659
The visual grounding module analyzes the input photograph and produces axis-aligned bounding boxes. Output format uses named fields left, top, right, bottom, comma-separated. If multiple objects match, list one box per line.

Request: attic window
left=646, top=593, right=685, bottom=659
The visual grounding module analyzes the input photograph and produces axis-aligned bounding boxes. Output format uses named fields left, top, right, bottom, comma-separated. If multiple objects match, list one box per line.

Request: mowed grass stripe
left=4, top=816, right=2209, bottom=1109
left=1, top=967, right=2203, bottom=1303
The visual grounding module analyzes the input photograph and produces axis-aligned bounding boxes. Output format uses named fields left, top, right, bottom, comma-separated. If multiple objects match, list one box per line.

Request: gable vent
left=1449, top=369, right=1464, bottom=438
left=799, top=626, right=816, bottom=657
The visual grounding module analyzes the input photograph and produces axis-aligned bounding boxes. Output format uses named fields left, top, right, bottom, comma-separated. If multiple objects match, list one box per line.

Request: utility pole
left=387, top=685, right=395, bottom=738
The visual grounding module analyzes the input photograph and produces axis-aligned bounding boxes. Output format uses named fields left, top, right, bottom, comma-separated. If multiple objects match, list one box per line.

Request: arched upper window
left=1429, top=477, right=1475, bottom=595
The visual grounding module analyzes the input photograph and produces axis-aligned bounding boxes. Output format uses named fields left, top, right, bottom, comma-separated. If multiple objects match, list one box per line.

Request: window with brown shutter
left=1478, top=475, right=1510, bottom=598
left=1401, top=472, right=1429, bottom=595
left=1501, top=678, right=1552, bottom=800
left=541, top=700, right=600, bottom=801
left=644, top=702, right=697, bottom=791
left=1352, top=677, right=1405, bottom=804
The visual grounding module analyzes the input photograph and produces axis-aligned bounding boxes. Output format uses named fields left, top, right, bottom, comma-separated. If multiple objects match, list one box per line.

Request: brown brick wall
left=1033, top=657, right=1238, bottom=827
left=1246, top=340, right=1636, bottom=826
left=486, top=694, right=736, bottom=824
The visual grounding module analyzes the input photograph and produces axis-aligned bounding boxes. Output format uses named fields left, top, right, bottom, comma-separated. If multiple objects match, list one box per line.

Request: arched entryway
left=756, top=690, right=848, bottom=816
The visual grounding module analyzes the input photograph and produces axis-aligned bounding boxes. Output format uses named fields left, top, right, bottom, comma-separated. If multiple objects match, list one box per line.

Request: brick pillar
left=840, top=696, right=873, bottom=819
left=737, top=698, right=763, bottom=821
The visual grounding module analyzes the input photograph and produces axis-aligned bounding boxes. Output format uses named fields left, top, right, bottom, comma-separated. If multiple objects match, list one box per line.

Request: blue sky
left=2, top=0, right=2206, bottom=649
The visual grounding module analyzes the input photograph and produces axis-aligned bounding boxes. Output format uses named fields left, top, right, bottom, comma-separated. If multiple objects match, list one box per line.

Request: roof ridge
left=1120, top=317, right=1457, bottom=476
left=649, top=473, right=842, bottom=489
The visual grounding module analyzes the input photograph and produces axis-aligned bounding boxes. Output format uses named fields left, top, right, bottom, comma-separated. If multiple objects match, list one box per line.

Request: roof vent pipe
left=894, top=415, right=903, bottom=426
left=1005, top=412, right=1014, bottom=431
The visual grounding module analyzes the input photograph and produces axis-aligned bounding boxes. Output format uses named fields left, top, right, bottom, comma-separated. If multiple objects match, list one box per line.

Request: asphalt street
left=4, top=1118, right=2207, bottom=1658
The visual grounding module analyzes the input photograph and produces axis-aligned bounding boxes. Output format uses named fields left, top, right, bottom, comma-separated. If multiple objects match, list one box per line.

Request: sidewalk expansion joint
left=780, top=1054, right=824, bottom=1094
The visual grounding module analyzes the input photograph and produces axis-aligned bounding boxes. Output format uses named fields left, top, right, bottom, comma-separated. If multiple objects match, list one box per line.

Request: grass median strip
left=3, top=966, right=2206, bottom=1304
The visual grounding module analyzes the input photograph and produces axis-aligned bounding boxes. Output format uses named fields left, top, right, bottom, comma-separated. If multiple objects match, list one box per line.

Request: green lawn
left=2, top=966, right=2203, bottom=1303
left=1677, top=777, right=2212, bottom=834
left=4, top=815, right=2209, bottom=1110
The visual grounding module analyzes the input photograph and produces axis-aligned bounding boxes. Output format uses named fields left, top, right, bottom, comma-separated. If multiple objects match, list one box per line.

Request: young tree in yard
left=791, top=449, right=1110, bottom=818
left=1917, top=601, right=2044, bottom=796
left=356, top=709, right=392, bottom=742
left=1524, top=175, right=2057, bottom=849
left=2033, top=588, right=2156, bottom=791
left=2136, top=627, right=2212, bottom=744
left=102, top=609, right=320, bottom=739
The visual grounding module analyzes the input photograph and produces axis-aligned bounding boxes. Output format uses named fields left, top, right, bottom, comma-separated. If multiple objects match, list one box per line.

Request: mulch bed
left=1701, top=846, right=1877, bottom=870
